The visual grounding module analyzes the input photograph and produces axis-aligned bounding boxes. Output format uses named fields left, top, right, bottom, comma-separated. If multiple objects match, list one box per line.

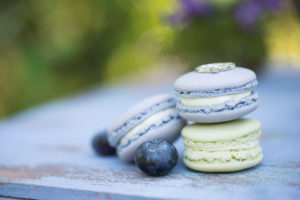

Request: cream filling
left=181, top=91, right=251, bottom=106
left=183, top=130, right=261, bottom=149
left=187, top=140, right=259, bottom=152
left=184, top=144, right=262, bottom=163
left=119, top=108, right=176, bottom=145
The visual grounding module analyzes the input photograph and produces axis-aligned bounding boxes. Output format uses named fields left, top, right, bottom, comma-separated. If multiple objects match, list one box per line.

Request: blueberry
left=92, top=130, right=116, bottom=156
left=134, top=139, right=178, bottom=176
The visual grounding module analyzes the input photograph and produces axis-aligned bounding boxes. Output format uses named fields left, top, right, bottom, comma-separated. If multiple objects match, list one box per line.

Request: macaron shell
left=178, top=100, right=258, bottom=123
left=183, top=153, right=263, bottom=172
left=108, top=93, right=174, bottom=134
left=174, top=67, right=256, bottom=93
left=117, top=117, right=186, bottom=162
left=182, top=118, right=261, bottom=141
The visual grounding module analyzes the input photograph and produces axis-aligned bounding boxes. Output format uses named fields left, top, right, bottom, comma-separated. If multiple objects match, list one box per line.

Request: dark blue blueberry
left=92, top=130, right=116, bottom=156
left=134, top=139, right=178, bottom=176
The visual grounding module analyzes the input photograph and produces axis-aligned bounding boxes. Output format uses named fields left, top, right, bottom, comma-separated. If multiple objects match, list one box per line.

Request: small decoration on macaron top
left=195, top=62, right=236, bottom=73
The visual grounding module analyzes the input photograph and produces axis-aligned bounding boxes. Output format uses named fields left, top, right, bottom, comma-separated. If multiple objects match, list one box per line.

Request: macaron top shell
left=182, top=118, right=260, bottom=141
left=108, top=93, right=177, bottom=147
left=174, top=67, right=257, bottom=97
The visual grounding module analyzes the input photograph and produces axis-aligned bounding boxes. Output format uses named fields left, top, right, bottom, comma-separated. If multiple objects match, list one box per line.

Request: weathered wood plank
left=0, top=69, right=300, bottom=200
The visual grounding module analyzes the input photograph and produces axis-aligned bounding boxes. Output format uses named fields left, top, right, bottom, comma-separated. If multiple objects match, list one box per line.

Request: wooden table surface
left=0, top=68, right=300, bottom=200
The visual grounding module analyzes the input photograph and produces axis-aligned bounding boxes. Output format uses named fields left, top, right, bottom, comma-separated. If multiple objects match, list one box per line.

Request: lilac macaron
left=174, top=62, right=259, bottom=123
left=107, top=93, right=186, bottom=162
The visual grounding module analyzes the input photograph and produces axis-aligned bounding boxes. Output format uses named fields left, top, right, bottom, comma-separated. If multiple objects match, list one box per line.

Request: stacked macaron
left=95, top=62, right=262, bottom=175
left=174, top=62, right=263, bottom=172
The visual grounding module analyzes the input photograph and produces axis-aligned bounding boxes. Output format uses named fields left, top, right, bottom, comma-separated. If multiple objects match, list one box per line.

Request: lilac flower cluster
left=170, top=0, right=283, bottom=30
left=169, top=0, right=212, bottom=24
left=235, top=0, right=283, bottom=29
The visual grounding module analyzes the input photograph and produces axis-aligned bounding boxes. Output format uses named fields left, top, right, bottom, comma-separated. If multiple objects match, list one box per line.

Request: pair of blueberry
left=92, top=131, right=178, bottom=176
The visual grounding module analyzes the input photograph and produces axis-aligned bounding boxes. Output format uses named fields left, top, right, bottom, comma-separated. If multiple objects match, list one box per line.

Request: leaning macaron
left=107, top=93, right=186, bottom=162
left=182, top=118, right=263, bottom=172
left=174, top=62, right=259, bottom=123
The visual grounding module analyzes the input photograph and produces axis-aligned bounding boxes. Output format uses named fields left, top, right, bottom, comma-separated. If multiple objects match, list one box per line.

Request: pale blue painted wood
left=0, top=68, right=300, bottom=200
left=0, top=197, right=21, bottom=200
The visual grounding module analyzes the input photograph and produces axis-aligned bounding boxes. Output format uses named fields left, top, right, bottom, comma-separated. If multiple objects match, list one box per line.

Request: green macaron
left=182, top=118, right=263, bottom=172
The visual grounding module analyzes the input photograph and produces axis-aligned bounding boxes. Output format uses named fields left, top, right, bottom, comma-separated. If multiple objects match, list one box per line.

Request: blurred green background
left=0, top=0, right=299, bottom=118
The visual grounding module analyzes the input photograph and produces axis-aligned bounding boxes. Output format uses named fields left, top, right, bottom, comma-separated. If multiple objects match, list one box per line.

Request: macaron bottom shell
left=183, top=153, right=263, bottom=172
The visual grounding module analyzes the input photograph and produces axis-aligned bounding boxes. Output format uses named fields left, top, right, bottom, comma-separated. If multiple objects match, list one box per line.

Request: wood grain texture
left=0, top=68, right=300, bottom=200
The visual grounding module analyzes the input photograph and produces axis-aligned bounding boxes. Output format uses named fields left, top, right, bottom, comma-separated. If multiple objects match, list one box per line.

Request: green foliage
left=0, top=0, right=275, bottom=117
left=0, top=0, right=174, bottom=117
left=164, top=12, right=266, bottom=71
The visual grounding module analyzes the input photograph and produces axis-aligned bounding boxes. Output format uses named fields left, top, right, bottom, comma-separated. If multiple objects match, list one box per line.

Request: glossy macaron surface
left=174, top=67, right=257, bottom=97
left=181, top=118, right=260, bottom=141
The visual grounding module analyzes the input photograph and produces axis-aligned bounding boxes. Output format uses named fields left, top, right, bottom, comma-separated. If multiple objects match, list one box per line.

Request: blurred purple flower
left=181, top=0, right=212, bottom=16
left=169, top=0, right=213, bottom=24
left=234, top=0, right=283, bottom=30
left=235, top=1, right=263, bottom=30
left=262, top=0, right=282, bottom=10
left=169, top=0, right=283, bottom=29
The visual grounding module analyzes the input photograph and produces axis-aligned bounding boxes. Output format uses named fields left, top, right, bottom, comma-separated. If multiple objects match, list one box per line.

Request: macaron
left=182, top=118, right=263, bottom=172
left=107, top=93, right=186, bottom=162
left=174, top=62, right=259, bottom=123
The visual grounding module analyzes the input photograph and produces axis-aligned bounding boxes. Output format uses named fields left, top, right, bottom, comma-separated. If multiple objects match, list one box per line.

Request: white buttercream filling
left=119, top=108, right=176, bottom=145
left=181, top=91, right=251, bottom=106
left=184, top=144, right=262, bottom=163
left=183, top=130, right=261, bottom=149
left=187, top=140, right=259, bottom=152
